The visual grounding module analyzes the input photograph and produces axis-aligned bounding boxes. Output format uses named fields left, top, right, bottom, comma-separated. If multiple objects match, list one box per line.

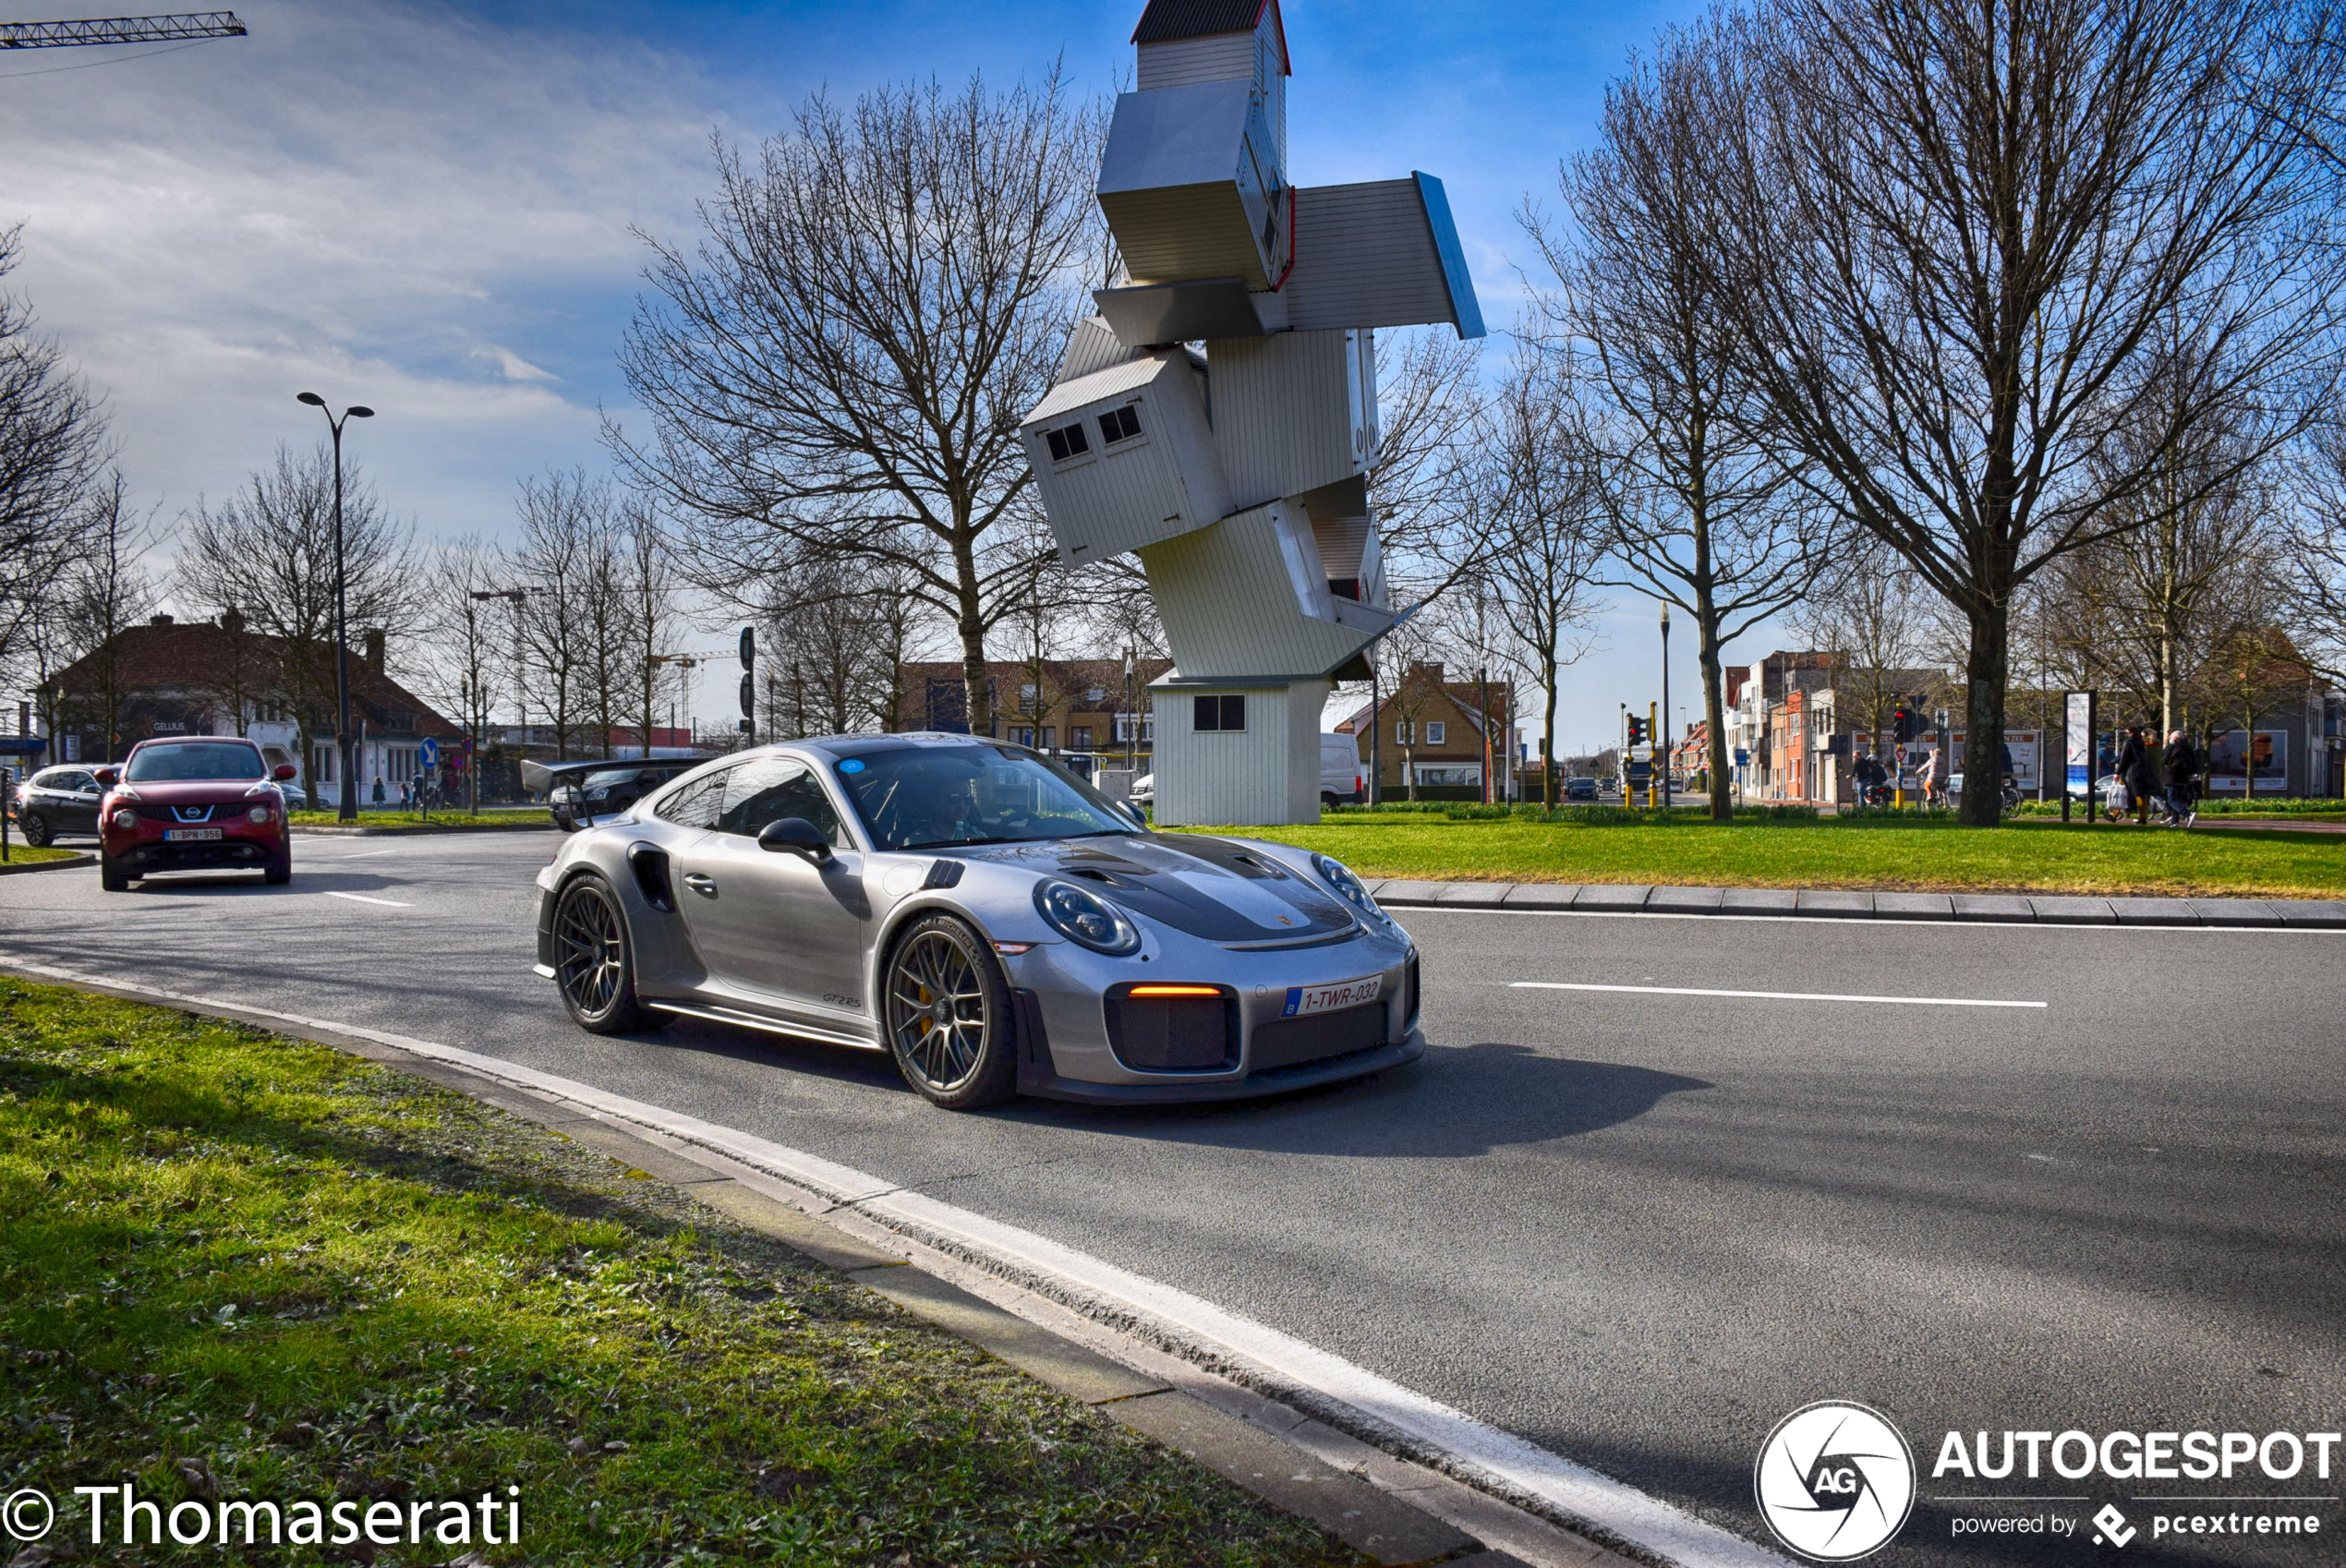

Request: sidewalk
left=1364, top=879, right=2346, bottom=928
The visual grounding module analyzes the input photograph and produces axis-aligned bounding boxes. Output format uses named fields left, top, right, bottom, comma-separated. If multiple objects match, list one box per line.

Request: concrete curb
left=1361, top=879, right=2346, bottom=930
left=0, top=962, right=1628, bottom=1568
left=0, top=850, right=92, bottom=876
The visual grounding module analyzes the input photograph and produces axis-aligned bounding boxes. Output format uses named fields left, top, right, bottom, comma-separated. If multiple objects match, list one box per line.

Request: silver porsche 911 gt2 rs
left=531, top=733, right=1421, bottom=1109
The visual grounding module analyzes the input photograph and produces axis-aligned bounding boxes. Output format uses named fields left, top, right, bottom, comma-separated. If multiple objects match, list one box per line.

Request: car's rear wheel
left=552, top=874, right=653, bottom=1033
left=99, top=853, right=130, bottom=891
left=19, top=811, right=50, bottom=848
left=882, top=915, right=1015, bottom=1110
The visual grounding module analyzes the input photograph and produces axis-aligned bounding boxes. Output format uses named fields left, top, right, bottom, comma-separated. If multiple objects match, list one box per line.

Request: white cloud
left=0, top=0, right=730, bottom=541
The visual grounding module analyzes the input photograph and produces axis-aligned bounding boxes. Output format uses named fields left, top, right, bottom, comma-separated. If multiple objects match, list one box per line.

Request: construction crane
left=0, top=11, right=245, bottom=49
left=647, top=650, right=738, bottom=669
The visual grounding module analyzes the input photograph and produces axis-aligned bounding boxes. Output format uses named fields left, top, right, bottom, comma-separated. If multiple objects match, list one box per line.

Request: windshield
left=125, top=742, right=265, bottom=782
left=583, top=769, right=647, bottom=790
left=836, top=744, right=1137, bottom=851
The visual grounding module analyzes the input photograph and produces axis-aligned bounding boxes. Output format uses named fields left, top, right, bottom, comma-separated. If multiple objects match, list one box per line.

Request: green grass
left=0, top=844, right=80, bottom=865
left=0, top=978, right=1366, bottom=1567
left=288, top=811, right=545, bottom=829
left=1181, top=811, right=2346, bottom=899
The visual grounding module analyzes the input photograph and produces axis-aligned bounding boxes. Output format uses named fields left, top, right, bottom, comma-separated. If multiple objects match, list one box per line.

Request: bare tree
left=612, top=71, right=1101, bottom=739
left=1703, top=0, right=2346, bottom=822
left=44, top=472, right=160, bottom=763
left=1370, top=328, right=1491, bottom=600
left=1475, top=351, right=1604, bottom=806
left=1539, top=35, right=1829, bottom=821
left=0, top=226, right=109, bottom=683
left=505, top=468, right=608, bottom=760
left=1787, top=537, right=1944, bottom=767
left=180, top=445, right=412, bottom=802
left=417, top=535, right=508, bottom=806
left=2283, top=420, right=2346, bottom=685
left=621, top=498, right=681, bottom=757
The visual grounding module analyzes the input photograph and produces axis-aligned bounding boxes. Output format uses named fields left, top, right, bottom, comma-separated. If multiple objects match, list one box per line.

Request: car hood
left=950, top=834, right=1355, bottom=943
left=112, top=778, right=274, bottom=802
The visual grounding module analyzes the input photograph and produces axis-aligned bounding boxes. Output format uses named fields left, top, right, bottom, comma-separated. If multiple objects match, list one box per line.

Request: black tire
left=1321, top=791, right=1338, bottom=810
left=100, top=853, right=131, bottom=892
left=19, top=810, right=50, bottom=849
left=264, top=847, right=291, bottom=886
left=551, top=874, right=655, bottom=1033
left=881, top=913, right=1016, bottom=1110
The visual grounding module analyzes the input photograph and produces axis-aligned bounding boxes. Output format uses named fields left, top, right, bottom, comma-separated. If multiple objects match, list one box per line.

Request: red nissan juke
left=93, top=736, right=297, bottom=891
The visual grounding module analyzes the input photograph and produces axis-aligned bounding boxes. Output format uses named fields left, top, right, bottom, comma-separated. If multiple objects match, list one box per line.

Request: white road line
left=1511, top=980, right=2046, bottom=1008
left=322, top=890, right=411, bottom=908
left=333, top=849, right=399, bottom=860
left=1, top=956, right=1792, bottom=1568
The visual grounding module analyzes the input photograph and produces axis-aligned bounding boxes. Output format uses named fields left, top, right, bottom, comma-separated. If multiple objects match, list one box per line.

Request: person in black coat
left=2162, top=730, right=2199, bottom=826
left=2117, top=726, right=2156, bottom=824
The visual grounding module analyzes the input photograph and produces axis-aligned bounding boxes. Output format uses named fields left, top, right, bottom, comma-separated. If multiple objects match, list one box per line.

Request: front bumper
left=103, top=810, right=285, bottom=874
left=1015, top=1022, right=1423, bottom=1103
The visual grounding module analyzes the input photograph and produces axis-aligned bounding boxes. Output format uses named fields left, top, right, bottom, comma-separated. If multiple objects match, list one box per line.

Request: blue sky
left=3, top=0, right=1723, bottom=748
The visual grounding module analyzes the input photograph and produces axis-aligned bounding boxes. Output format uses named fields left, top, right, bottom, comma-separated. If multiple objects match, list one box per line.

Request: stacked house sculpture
left=1021, top=0, right=1484, bottom=826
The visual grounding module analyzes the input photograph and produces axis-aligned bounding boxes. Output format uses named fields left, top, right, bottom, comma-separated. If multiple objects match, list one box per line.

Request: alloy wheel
left=556, top=882, right=627, bottom=1020
left=886, top=928, right=991, bottom=1092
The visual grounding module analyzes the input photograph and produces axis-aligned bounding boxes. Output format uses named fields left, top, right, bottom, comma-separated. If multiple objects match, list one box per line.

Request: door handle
left=683, top=873, right=718, bottom=897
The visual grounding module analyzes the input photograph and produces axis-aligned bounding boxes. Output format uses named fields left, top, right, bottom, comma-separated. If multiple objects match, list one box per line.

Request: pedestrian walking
left=371, top=775, right=386, bottom=808
left=2162, top=730, right=2199, bottom=827
left=2118, top=725, right=2155, bottom=825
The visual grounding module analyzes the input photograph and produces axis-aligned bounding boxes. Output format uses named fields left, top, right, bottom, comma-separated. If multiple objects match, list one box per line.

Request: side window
left=67, top=772, right=97, bottom=793
left=653, top=769, right=727, bottom=830
left=714, top=758, right=844, bottom=846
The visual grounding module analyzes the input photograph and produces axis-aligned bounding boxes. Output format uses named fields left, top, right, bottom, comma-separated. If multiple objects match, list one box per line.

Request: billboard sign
left=2065, top=693, right=2095, bottom=794
left=2207, top=730, right=2287, bottom=792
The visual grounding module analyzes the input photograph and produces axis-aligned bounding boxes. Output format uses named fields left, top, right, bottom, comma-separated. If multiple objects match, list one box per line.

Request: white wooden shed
left=1021, top=351, right=1228, bottom=565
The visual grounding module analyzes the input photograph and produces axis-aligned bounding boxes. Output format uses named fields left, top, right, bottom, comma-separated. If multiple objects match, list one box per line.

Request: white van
left=1321, top=734, right=1365, bottom=808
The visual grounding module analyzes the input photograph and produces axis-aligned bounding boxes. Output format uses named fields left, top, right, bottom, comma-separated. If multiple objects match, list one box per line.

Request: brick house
left=1336, top=662, right=1516, bottom=800
left=40, top=612, right=462, bottom=805
left=892, top=658, right=1173, bottom=763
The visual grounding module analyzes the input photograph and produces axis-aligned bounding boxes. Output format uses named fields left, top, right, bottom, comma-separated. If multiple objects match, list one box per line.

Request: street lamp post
left=296, top=392, right=373, bottom=823
left=1659, top=601, right=1672, bottom=810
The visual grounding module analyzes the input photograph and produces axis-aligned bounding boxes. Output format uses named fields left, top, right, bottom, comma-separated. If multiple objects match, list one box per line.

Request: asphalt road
left=6, top=834, right=2342, bottom=1568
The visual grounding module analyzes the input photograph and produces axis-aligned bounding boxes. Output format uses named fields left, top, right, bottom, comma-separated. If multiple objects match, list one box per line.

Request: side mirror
left=273, top=763, right=297, bottom=781
left=757, top=817, right=834, bottom=862
left=92, top=766, right=120, bottom=788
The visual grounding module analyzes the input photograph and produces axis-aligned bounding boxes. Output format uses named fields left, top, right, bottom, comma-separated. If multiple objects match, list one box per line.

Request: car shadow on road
left=1009, top=1043, right=1713, bottom=1158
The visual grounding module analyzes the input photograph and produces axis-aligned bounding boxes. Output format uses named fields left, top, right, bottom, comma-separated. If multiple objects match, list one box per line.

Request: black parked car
left=10, top=765, right=105, bottom=845
left=532, top=757, right=704, bottom=832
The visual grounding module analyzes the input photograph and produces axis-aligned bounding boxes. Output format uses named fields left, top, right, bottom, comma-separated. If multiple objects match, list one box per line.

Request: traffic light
left=1626, top=715, right=1648, bottom=746
left=1893, top=701, right=1916, bottom=742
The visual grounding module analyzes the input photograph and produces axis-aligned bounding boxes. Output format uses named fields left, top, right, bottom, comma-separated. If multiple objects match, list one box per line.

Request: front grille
left=1249, top=1000, right=1387, bottom=1075
left=138, top=802, right=224, bottom=823
left=1105, top=987, right=1236, bottom=1072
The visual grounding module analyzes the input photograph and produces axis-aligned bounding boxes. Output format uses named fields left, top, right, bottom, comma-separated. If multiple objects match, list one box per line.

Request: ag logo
left=1754, top=1401, right=1917, bottom=1561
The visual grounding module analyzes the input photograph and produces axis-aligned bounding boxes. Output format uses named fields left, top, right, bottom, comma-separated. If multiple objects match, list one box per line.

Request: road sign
left=418, top=737, right=439, bottom=769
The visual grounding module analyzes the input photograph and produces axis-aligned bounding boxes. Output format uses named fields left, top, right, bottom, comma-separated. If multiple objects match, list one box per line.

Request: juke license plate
left=1281, top=975, right=1382, bottom=1018
left=164, top=827, right=223, bottom=841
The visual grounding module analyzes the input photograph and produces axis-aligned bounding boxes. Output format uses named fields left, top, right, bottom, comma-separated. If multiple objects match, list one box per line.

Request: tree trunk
left=1699, top=613, right=1732, bottom=822
left=954, top=536, right=991, bottom=737
left=1542, top=663, right=1558, bottom=808
left=1958, top=598, right=2011, bottom=826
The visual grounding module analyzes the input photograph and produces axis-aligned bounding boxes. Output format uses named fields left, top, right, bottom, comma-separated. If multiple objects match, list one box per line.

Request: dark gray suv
left=11, top=765, right=104, bottom=845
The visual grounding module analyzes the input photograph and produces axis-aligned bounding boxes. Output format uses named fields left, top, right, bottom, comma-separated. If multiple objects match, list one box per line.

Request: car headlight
left=247, top=804, right=272, bottom=824
left=1312, top=853, right=1386, bottom=920
left=1034, top=878, right=1142, bottom=956
left=111, top=809, right=138, bottom=829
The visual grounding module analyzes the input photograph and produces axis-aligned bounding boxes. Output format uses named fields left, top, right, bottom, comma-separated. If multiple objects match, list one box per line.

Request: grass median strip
left=0, top=844, right=81, bottom=867
left=0, top=977, right=1368, bottom=1566
left=1190, top=812, right=2346, bottom=899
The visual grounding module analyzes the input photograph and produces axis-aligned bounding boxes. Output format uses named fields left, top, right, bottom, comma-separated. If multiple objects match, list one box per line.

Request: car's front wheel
left=882, top=914, right=1016, bottom=1110
left=264, top=846, right=291, bottom=885
left=19, top=811, right=50, bottom=848
left=552, top=874, right=654, bottom=1033
left=99, top=853, right=130, bottom=892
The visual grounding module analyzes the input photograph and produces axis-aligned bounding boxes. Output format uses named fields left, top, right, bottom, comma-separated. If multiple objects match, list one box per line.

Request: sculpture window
left=1098, top=405, right=1142, bottom=443
left=1193, top=694, right=1246, bottom=732
left=1045, top=422, right=1091, bottom=463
